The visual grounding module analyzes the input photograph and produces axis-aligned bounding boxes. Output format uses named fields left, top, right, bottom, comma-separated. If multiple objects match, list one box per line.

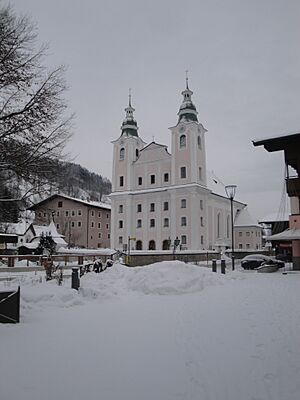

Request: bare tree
left=0, top=5, right=73, bottom=205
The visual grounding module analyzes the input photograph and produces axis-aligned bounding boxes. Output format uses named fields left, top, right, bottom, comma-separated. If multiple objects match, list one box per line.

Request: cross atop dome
left=177, top=72, right=198, bottom=123
left=121, top=88, right=139, bottom=137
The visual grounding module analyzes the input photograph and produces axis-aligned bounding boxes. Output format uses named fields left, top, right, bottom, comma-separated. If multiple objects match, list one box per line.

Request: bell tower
left=111, top=90, right=145, bottom=192
left=170, top=74, right=207, bottom=187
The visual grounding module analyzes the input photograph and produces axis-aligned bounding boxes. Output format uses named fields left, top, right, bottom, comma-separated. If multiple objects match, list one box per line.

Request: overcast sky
left=11, top=0, right=300, bottom=219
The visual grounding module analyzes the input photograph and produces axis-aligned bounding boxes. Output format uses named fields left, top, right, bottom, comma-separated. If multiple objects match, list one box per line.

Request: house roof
left=234, top=207, right=261, bottom=228
left=32, top=221, right=65, bottom=239
left=267, top=228, right=300, bottom=241
left=206, top=171, right=246, bottom=206
left=259, top=212, right=289, bottom=223
left=18, top=242, right=39, bottom=249
left=253, top=132, right=300, bottom=152
left=140, top=141, right=170, bottom=153
left=31, top=222, right=68, bottom=247
left=28, top=194, right=111, bottom=211
left=0, top=221, right=29, bottom=235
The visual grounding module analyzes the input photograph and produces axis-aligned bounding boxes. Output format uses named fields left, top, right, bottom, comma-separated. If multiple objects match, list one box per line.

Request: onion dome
left=177, top=74, right=198, bottom=123
left=121, top=89, right=139, bottom=137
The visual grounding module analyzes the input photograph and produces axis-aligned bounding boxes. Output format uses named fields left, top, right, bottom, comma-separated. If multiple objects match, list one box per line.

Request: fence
left=0, top=253, right=115, bottom=268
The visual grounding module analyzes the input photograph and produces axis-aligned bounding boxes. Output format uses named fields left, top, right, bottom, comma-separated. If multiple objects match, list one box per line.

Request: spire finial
left=121, top=88, right=139, bottom=137
left=185, top=69, right=189, bottom=89
left=129, top=88, right=132, bottom=107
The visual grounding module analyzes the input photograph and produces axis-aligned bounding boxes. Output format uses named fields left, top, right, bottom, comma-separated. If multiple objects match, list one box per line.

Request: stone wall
left=124, top=251, right=220, bottom=267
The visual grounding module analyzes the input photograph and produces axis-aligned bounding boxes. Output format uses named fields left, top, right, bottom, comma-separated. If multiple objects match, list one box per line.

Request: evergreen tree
left=35, top=233, right=56, bottom=255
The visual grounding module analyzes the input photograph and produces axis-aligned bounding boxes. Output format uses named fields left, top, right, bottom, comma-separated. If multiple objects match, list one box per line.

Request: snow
left=259, top=212, right=290, bottom=223
left=55, top=194, right=111, bottom=210
left=0, top=261, right=299, bottom=400
left=234, top=207, right=261, bottom=227
left=57, top=247, right=116, bottom=255
left=0, top=221, right=28, bottom=235
left=268, top=228, right=300, bottom=240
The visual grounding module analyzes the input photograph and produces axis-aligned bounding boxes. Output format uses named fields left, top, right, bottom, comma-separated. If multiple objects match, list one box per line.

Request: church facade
left=110, top=81, right=246, bottom=252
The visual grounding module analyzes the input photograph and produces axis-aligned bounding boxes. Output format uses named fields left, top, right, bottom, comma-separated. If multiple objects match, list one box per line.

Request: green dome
left=179, top=112, right=198, bottom=122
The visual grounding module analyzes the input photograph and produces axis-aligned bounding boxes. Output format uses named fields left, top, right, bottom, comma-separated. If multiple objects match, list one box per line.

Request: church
left=110, top=79, right=250, bottom=252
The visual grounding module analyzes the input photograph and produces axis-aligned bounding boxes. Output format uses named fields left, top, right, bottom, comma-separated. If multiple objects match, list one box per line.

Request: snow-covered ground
left=0, top=261, right=299, bottom=400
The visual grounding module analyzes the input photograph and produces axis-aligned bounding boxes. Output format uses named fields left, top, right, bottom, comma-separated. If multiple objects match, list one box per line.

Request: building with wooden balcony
left=253, top=132, right=300, bottom=270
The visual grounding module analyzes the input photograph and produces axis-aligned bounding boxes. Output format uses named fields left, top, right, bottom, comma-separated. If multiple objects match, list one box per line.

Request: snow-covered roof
left=206, top=171, right=246, bottom=206
left=140, top=141, right=169, bottom=152
left=259, top=212, right=289, bottom=223
left=0, top=221, right=29, bottom=235
left=32, top=222, right=67, bottom=246
left=206, top=171, right=227, bottom=197
left=33, top=224, right=54, bottom=237
left=18, top=242, right=39, bottom=249
left=29, top=194, right=111, bottom=211
left=267, top=228, right=300, bottom=241
left=19, top=227, right=68, bottom=248
left=206, top=171, right=241, bottom=201
left=58, top=194, right=111, bottom=210
left=234, top=207, right=261, bottom=228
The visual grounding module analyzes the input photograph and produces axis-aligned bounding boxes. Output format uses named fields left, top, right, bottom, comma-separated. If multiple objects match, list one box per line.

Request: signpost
left=126, top=236, right=136, bottom=265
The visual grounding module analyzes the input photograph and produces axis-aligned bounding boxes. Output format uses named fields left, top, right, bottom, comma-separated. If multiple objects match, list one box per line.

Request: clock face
left=179, top=125, right=185, bottom=133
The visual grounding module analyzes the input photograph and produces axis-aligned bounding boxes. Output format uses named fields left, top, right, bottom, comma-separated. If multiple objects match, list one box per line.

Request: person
left=44, top=256, right=53, bottom=281
left=93, top=258, right=102, bottom=273
left=106, top=259, right=113, bottom=268
left=99, top=258, right=103, bottom=272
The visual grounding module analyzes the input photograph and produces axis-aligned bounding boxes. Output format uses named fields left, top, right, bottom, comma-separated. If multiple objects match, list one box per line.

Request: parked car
left=241, top=254, right=284, bottom=270
left=275, top=253, right=292, bottom=263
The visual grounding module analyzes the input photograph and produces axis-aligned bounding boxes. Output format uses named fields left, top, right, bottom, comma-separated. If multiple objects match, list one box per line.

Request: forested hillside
left=57, top=162, right=111, bottom=201
left=0, top=162, right=112, bottom=222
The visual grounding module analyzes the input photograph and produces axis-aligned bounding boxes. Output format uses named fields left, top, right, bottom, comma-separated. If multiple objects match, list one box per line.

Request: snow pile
left=0, top=261, right=231, bottom=314
left=21, top=282, right=84, bottom=311
left=1, top=274, right=83, bottom=312
left=124, top=261, right=226, bottom=295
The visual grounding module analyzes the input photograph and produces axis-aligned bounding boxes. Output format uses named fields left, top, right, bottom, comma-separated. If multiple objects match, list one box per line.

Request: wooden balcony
left=286, top=177, right=300, bottom=197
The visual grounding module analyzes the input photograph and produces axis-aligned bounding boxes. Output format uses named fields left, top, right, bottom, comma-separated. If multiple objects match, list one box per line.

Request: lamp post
left=127, top=236, right=136, bottom=265
left=173, top=236, right=180, bottom=260
left=225, top=185, right=237, bottom=271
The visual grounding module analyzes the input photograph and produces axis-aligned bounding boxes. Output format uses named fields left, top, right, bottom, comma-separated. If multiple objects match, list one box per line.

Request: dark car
left=276, top=253, right=292, bottom=263
left=241, top=254, right=285, bottom=270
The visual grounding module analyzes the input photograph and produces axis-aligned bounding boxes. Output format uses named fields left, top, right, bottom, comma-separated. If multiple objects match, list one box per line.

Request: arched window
left=179, top=134, right=186, bottom=148
left=148, top=240, right=156, bottom=250
left=136, top=149, right=139, bottom=159
left=197, top=135, right=202, bottom=149
left=217, top=213, right=221, bottom=238
left=226, top=215, right=230, bottom=238
left=162, top=239, right=170, bottom=250
left=136, top=240, right=143, bottom=250
left=199, top=167, right=202, bottom=180
left=120, top=148, right=125, bottom=160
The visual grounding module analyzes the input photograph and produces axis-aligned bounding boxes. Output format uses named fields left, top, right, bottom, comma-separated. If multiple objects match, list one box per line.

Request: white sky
left=11, top=0, right=300, bottom=219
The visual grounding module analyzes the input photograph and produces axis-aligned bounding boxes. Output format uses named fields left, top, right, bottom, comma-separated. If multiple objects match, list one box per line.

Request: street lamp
left=127, top=236, right=136, bottom=265
left=173, top=236, right=180, bottom=260
left=225, top=185, right=237, bottom=271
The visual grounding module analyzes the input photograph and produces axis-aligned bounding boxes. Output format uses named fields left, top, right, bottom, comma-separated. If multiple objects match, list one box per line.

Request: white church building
left=110, top=80, right=248, bottom=252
